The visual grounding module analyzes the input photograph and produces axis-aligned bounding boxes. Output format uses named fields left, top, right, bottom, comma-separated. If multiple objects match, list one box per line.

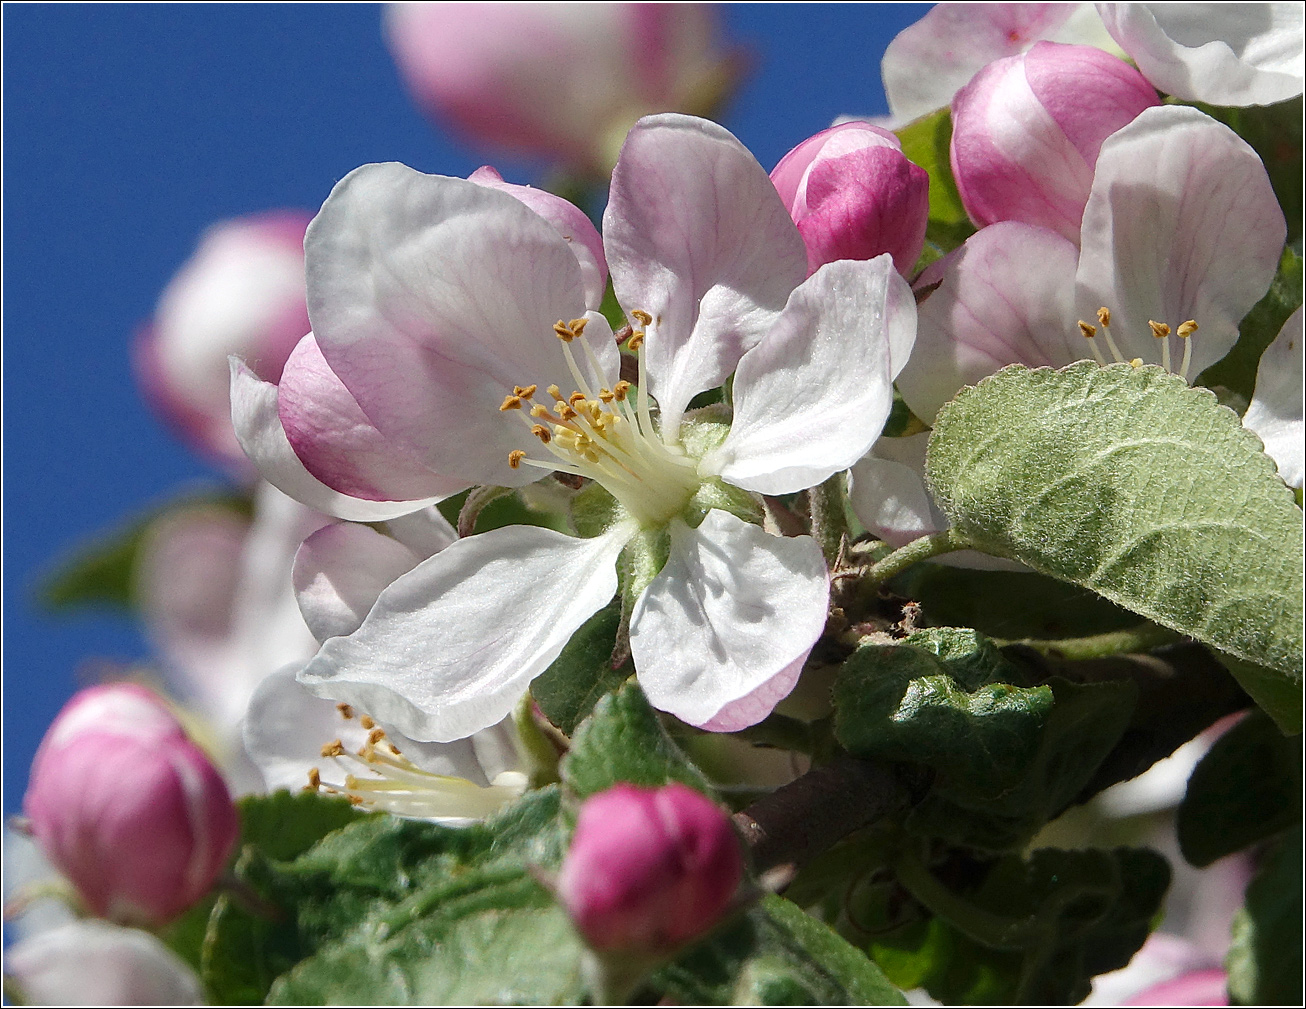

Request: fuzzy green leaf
left=1227, top=826, right=1303, bottom=1006
left=926, top=363, right=1304, bottom=722
left=531, top=599, right=629, bottom=735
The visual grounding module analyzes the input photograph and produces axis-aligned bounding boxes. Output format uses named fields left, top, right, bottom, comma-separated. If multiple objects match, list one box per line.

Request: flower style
left=232, top=114, right=916, bottom=741
left=896, top=104, right=1286, bottom=424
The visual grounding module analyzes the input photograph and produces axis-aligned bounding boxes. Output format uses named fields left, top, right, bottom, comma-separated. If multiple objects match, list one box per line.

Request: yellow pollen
left=367, top=728, right=386, bottom=745
left=508, top=450, right=527, bottom=468
left=322, top=740, right=345, bottom=758
left=1097, top=307, right=1111, bottom=328
left=335, top=702, right=354, bottom=719
left=568, top=390, right=587, bottom=407
left=1129, top=358, right=1143, bottom=367
left=631, top=309, right=652, bottom=326
left=359, top=715, right=375, bottom=730
left=599, top=388, right=615, bottom=403
left=514, top=384, right=537, bottom=399
left=307, top=767, right=321, bottom=789
left=500, top=395, right=522, bottom=411
left=546, top=384, right=563, bottom=401
left=1078, top=321, right=1097, bottom=339
left=568, top=318, right=588, bottom=336
left=627, top=332, right=645, bottom=351
left=531, top=424, right=552, bottom=443
left=613, top=380, right=632, bottom=401
left=553, top=320, right=576, bottom=342
left=558, top=403, right=577, bottom=420
left=1177, top=320, right=1198, bottom=339
left=1149, top=320, right=1171, bottom=339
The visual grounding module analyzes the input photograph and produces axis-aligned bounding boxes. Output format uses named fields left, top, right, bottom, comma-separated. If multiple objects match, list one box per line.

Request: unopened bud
left=556, top=783, right=743, bottom=954
left=23, top=684, right=239, bottom=926
left=771, top=121, right=928, bottom=277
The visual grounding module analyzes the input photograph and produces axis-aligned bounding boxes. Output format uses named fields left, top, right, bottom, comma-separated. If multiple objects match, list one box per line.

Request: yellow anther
left=1129, top=358, right=1143, bottom=367
left=599, top=388, right=615, bottom=403
left=569, top=391, right=588, bottom=406
left=500, top=395, right=522, bottom=411
left=553, top=320, right=576, bottom=342
left=367, top=728, right=386, bottom=745
left=558, top=404, right=577, bottom=421
left=613, top=380, right=632, bottom=401
left=359, top=715, right=375, bottom=730
left=1097, top=306, right=1112, bottom=328
left=508, top=450, right=527, bottom=469
left=531, top=424, right=552, bottom=443
left=627, top=332, right=645, bottom=351
left=568, top=318, right=588, bottom=335
left=530, top=403, right=551, bottom=419
left=307, top=767, right=321, bottom=789
left=631, top=309, right=652, bottom=326
left=335, top=702, right=355, bottom=719
left=1149, top=320, right=1171, bottom=339
left=322, top=740, right=345, bottom=758
left=1078, top=320, right=1097, bottom=339
left=1177, top=320, right=1198, bottom=339
left=514, top=384, right=537, bottom=399
left=546, top=384, right=563, bottom=401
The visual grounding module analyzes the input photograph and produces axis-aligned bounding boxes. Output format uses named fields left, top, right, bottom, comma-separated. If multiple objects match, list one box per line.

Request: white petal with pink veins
left=631, top=511, right=828, bottom=730
left=293, top=524, right=425, bottom=642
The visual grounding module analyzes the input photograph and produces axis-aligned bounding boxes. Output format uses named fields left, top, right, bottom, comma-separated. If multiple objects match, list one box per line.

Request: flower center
left=1077, top=306, right=1200, bottom=379
left=307, top=705, right=526, bottom=819
left=499, top=313, right=702, bottom=527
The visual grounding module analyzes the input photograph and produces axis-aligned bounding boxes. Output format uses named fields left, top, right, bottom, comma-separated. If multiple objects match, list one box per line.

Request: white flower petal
left=293, top=523, right=424, bottom=642
left=707, top=257, right=908, bottom=495
left=230, top=359, right=440, bottom=521
left=1098, top=2, right=1304, bottom=106
left=298, top=523, right=629, bottom=742
left=631, top=511, right=829, bottom=730
left=848, top=433, right=947, bottom=547
left=1074, top=105, right=1285, bottom=372
left=384, top=505, right=458, bottom=558
left=897, top=222, right=1079, bottom=422
left=604, top=114, right=808, bottom=437
left=1244, top=306, right=1304, bottom=488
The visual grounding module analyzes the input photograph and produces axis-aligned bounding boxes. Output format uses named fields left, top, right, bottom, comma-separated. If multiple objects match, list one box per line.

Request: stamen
left=1177, top=320, right=1198, bottom=339
left=514, top=384, right=537, bottom=399
left=1178, top=321, right=1196, bottom=380
left=1129, top=358, right=1143, bottom=368
left=553, top=320, right=577, bottom=342
left=335, top=703, right=354, bottom=720
left=546, top=384, right=562, bottom=402
left=1097, top=307, right=1111, bottom=328
left=1096, top=306, right=1127, bottom=364
left=508, top=450, right=526, bottom=468
left=1150, top=320, right=1172, bottom=373
left=568, top=391, right=587, bottom=407
left=321, top=739, right=345, bottom=758
left=360, top=716, right=375, bottom=730
left=531, top=424, right=551, bottom=443
left=627, top=332, right=645, bottom=351
left=500, top=395, right=522, bottom=412
left=568, top=318, right=588, bottom=336
left=307, top=767, right=321, bottom=790
left=1078, top=320, right=1107, bottom=366
left=613, top=381, right=631, bottom=402
left=631, top=309, right=652, bottom=327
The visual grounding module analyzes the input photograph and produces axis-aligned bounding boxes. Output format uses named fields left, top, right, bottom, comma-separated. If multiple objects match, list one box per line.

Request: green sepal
left=893, top=107, right=975, bottom=257
left=531, top=598, right=630, bottom=735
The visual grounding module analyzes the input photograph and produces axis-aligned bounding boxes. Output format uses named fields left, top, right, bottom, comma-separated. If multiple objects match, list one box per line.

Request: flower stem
left=457, top=484, right=514, bottom=537
left=808, top=473, right=849, bottom=566
left=997, top=623, right=1184, bottom=659
left=856, top=528, right=972, bottom=598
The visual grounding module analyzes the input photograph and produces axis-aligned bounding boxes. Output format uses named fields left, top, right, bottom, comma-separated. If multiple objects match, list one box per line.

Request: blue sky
left=2, top=3, right=926, bottom=810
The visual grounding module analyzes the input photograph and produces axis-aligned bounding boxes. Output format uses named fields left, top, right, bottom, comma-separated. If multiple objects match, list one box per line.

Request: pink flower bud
left=951, top=41, right=1161, bottom=242
left=770, top=122, right=929, bottom=277
left=385, top=3, right=731, bottom=173
left=23, top=684, right=240, bottom=926
left=556, top=783, right=743, bottom=953
left=134, top=211, right=311, bottom=469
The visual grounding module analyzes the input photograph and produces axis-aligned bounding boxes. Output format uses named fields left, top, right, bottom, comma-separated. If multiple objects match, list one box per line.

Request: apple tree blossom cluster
left=6, top=4, right=1303, bottom=1006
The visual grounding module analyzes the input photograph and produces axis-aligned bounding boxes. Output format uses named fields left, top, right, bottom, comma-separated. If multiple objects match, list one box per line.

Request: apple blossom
left=23, top=683, right=239, bottom=926
left=950, top=42, right=1160, bottom=242
left=1097, top=3, right=1304, bottom=107
left=385, top=2, right=731, bottom=173
left=556, top=783, right=743, bottom=953
left=897, top=105, right=1285, bottom=423
left=880, top=3, right=1121, bottom=124
left=770, top=121, right=929, bottom=276
left=1242, top=306, right=1303, bottom=489
left=232, top=114, right=916, bottom=741
left=4, top=919, right=202, bottom=1007
left=134, top=211, right=311, bottom=469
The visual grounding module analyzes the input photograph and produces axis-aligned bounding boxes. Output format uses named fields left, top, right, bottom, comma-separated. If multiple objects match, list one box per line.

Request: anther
left=1177, top=320, right=1198, bottom=338
left=307, top=767, right=321, bottom=789
left=627, top=332, right=645, bottom=351
left=1078, top=321, right=1097, bottom=339
left=359, top=716, right=375, bottom=730
left=514, top=384, right=537, bottom=399
left=367, top=728, right=386, bottom=745
left=1149, top=321, right=1171, bottom=339
left=321, top=740, right=345, bottom=758
left=335, top=702, right=355, bottom=719
left=546, top=385, right=563, bottom=401
left=530, top=404, right=550, bottom=419
left=558, top=404, right=577, bottom=420
left=553, top=320, right=576, bottom=342
left=599, top=388, right=615, bottom=403
left=500, top=395, right=522, bottom=411
left=613, top=380, right=632, bottom=401
left=508, top=450, right=527, bottom=469
left=568, top=318, right=588, bottom=336
left=1097, top=307, right=1111, bottom=328
left=569, top=391, right=587, bottom=406
left=631, top=309, right=652, bottom=326
left=531, top=424, right=552, bottom=443
left=1129, top=358, right=1143, bottom=367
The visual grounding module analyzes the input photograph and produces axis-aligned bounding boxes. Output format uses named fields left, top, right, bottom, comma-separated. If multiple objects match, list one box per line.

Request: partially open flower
left=23, top=684, right=239, bottom=926
left=556, top=783, right=743, bottom=954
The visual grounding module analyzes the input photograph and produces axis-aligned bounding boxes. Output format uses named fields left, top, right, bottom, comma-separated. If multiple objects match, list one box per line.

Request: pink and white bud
left=384, top=3, right=730, bottom=173
left=951, top=41, right=1160, bottom=242
left=23, top=683, right=240, bottom=926
left=556, top=783, right=743, bottom=954
left=770, top=122, right=929, bottom=277
left=134, top=212, right=311, bottom=469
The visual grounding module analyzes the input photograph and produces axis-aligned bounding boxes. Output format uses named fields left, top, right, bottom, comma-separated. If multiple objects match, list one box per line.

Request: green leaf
left=870, top=916, right=1022, bottom=1004
left=1216, top=649, right=1304, bottom=736
left=1200, top=245, right=1304, bottom=402
left=888, top=566, right=1140, bottom=640
left=651, top=894, right=906, bottom=1006
left=894, top=108, right=976, bottom=255
left=37, top=492, right=252, bottom=612
left=926, top=362, right=1304, bottom=695
left=236, top=789, right=370, bottom=862
left=1178, top=710, right=1302, bottom=867
left=562, top=679, right=713, bottom=800
left=531, top=599, right=630, bottom=734
left=1227, top=826, right=1303, bottom=1006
